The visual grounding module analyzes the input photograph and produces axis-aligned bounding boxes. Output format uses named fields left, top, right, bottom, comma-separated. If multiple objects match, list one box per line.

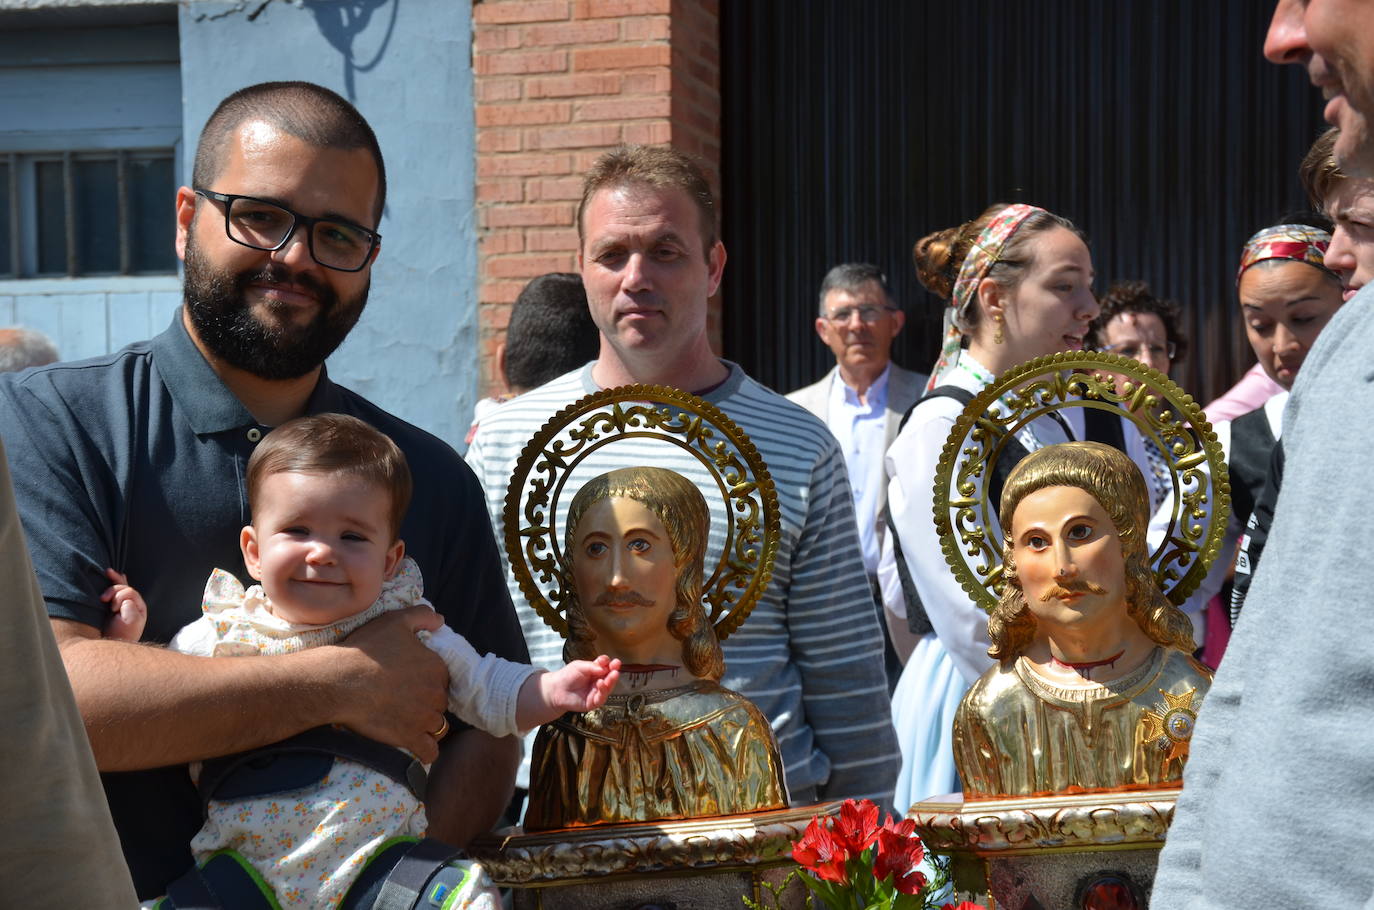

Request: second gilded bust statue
left=953, top=441, right=1213, bottom=800
left=523, top=466, right=787, bottom=830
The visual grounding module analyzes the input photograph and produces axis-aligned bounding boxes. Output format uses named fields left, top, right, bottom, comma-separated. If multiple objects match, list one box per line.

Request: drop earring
left=993, top=314, right=1004, bottom=345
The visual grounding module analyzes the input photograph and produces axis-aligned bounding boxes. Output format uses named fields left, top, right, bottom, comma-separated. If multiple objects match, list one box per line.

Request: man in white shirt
left=787, top=264, right=927, bottom=674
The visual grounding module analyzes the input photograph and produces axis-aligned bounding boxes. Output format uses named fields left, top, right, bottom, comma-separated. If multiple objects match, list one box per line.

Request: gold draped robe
left=953, top=647, right=1213, bottom=799
left=525, top=679, right=787, bottom=830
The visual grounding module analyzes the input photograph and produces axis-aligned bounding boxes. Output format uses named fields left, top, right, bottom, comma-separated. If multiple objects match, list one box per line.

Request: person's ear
left=495, top=341, right=510, bottom=396
left=978, top=276, right=1008, bottom=325
left=241, top=525, right=262, bottom=580
left=383, top=539, right=405, bottom=579
left=815, top=315, right=836, bottom=346
left=706, top=240, right=727, bottom=296
left=174, top=186, right=198, bottom=262
left=888, top=308, right=906, bottom=339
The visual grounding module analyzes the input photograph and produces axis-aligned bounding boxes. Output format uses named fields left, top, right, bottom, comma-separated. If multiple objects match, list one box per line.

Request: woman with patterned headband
left=1225, top=217, right=1343, bottom=627
left=883, top=203, right=1107, bottom=810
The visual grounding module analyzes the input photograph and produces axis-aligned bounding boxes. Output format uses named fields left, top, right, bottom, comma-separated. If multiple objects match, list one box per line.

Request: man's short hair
left=576, top=145, right=717, bottom=253
left=0, top=327, right=58, bottom=372
left=1086, top=280, right=1189, bottom=363
left=246, top=413, right=412, bottom=539
left=505, top=273, right=600, bottom=393
left=1302, top=128, right=1347, bottom=212
left=817, top=263, right=892, bottom=315
left=192, top=81, right=387, bottom=224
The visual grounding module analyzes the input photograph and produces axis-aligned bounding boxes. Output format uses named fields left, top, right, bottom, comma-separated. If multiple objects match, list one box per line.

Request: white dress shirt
left=827, top=364, right=891, bottom=574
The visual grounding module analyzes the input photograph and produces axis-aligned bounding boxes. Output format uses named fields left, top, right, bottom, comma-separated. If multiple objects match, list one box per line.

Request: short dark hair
left=504, top=273, right=600, bottom=392
left=817, top=263, right=892, bottom=314
left=1086, top=280, right=1189, bottom=363
left=577, top=145, right=717, bottom=254
left=192, top=81, right=386, bottom=224
left=246, top=414, right=412, bottom=539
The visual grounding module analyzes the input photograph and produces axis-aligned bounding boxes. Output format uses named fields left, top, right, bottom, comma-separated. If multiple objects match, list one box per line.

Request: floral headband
left=1236, top=224, right=1333, bottom=287
left=951, top=203, right=1047, bottom=330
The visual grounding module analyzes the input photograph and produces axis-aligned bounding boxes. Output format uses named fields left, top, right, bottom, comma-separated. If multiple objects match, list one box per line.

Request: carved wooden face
left=571, top=495, right=681, bottom=666
left=1010, top=484, right=1128, bottom=636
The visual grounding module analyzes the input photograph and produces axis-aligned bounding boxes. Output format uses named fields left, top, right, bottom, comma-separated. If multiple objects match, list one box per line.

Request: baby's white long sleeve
left=422, top=625, right=538, bottom=738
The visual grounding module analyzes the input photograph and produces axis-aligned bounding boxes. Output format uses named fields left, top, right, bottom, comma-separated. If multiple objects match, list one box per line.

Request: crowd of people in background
left=3, top=1, right=1374, bottom=906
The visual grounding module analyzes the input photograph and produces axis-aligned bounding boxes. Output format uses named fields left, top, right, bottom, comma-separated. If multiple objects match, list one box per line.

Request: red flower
left=941, top=903, right=988, bottom=910
left=792, top=816, right=849, bottom=884
left=872, top=821, right=927, bottom=895
left=833, top=798, right=882, bottom=855
left=881, top=814, right=917, bottom=839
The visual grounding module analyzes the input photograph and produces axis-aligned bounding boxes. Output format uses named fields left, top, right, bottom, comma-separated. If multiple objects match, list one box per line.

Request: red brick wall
left=473, top=0, right=721, bottom=397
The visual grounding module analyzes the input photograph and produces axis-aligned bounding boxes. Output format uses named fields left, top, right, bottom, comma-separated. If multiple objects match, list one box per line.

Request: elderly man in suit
left=788, top=263, right=926, bottom=681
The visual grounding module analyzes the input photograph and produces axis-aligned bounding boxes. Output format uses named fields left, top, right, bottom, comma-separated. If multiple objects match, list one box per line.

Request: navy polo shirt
left=0, top=312, right=528, bottom=898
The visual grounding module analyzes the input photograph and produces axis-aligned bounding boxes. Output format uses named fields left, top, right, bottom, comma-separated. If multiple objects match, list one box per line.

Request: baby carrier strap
left=162, top=851, right=278, bottom=910
left=366, top=839, right=469, bottom=910
left=197, top=725, right=428, bottom=807
left=162, top=838, right=471, bottom=910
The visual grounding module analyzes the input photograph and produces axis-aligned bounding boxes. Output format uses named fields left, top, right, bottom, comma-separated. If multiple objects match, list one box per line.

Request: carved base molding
left=469, top=802, right=842, bottom=909
left=910, top=789, right=1180, bottom=909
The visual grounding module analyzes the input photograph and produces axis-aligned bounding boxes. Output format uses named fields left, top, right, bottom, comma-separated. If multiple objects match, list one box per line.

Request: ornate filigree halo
left=504, top=385, right=780, bottom=641
left=931, top=352, right=1230, bottom=613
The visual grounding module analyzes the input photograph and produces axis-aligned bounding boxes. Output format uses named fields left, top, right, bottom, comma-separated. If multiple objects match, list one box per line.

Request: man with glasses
left=0, top=81, right=527, bottom=900
left=787, top=264, right=925, bottom=675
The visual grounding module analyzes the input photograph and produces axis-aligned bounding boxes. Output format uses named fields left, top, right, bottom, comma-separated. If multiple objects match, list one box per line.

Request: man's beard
left=183, top=232, right=368, bottom=381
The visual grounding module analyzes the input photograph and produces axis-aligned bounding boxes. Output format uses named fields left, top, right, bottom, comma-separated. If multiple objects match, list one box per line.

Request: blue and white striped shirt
left=466, top=361, right=900, bottom=806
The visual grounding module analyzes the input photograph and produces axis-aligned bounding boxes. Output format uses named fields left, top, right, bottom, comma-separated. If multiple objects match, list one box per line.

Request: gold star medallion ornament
left=1139, top=687, right=1199, bottom=764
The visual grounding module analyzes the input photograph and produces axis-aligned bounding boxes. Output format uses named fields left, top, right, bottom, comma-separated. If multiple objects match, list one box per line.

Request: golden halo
left=932, top=351, right=1230, bottom=613
left=503, top=385, right=780, bottom=641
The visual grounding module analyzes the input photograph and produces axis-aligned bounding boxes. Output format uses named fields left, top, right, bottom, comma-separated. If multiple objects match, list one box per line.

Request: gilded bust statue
left=952, top=441, right=1213, bottom=800
left=523, top=466, right=787, bottom=830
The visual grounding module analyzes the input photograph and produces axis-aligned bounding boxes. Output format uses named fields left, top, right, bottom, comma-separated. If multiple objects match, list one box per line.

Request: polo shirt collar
left=152, top=309, right=340, bottom=435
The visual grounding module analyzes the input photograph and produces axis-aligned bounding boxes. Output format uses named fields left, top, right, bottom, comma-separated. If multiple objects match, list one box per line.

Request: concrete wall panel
left=179, top=0, right=479, bottom=448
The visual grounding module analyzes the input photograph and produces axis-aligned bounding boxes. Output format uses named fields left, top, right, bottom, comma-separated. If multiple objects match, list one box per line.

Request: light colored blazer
left=785, top=363, right=926, bottom=536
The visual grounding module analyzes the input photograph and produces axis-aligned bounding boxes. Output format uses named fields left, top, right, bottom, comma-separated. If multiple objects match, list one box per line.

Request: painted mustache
left=593, top=590, right=655, bottom=607
left=1039, top=580, right=1108, bottom=602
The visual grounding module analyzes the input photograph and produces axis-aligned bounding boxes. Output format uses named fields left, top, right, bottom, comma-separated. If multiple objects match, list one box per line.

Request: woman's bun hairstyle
left=912, top=203, right=1011, bottom=302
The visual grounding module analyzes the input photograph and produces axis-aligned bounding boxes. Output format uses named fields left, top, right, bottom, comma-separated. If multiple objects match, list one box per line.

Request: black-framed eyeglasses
left=1096, top=340, right=1177, bottom=361
left=194, top=188, right=380, bottom=272
left=824, top=304, right=900, bottom=324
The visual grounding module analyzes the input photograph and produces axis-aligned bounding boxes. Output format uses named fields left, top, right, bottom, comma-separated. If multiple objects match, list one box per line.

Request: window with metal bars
left=0, top=149, right=176, bottom=278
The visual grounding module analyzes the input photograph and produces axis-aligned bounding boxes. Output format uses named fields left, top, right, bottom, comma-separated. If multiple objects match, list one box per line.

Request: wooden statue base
left=469, top=802, right=841, bottom=910
left=909, top=788, right=1180, bottom=910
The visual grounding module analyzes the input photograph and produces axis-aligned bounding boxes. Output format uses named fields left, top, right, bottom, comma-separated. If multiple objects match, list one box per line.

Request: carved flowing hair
left=562, top=466, right=724, bottom=680
left=988, top=441, right=1196, bottom=661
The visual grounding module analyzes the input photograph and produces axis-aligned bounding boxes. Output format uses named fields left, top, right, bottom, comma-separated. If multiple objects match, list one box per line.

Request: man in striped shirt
left=466, top=145, right=899, bottom=811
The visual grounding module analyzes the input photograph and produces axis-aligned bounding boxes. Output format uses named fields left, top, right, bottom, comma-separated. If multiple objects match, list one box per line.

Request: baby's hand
left=541, top=655, right=622, bottom=714
left=101, top=568, right=147, bottom=642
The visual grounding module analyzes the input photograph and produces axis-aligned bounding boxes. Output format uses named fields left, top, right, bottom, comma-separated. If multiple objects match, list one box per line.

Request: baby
left=104, top=413, right=619, bottom=909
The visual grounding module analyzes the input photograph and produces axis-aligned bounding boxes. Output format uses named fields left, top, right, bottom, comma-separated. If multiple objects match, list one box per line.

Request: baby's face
left=241, top=470, right=402, bottom=625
